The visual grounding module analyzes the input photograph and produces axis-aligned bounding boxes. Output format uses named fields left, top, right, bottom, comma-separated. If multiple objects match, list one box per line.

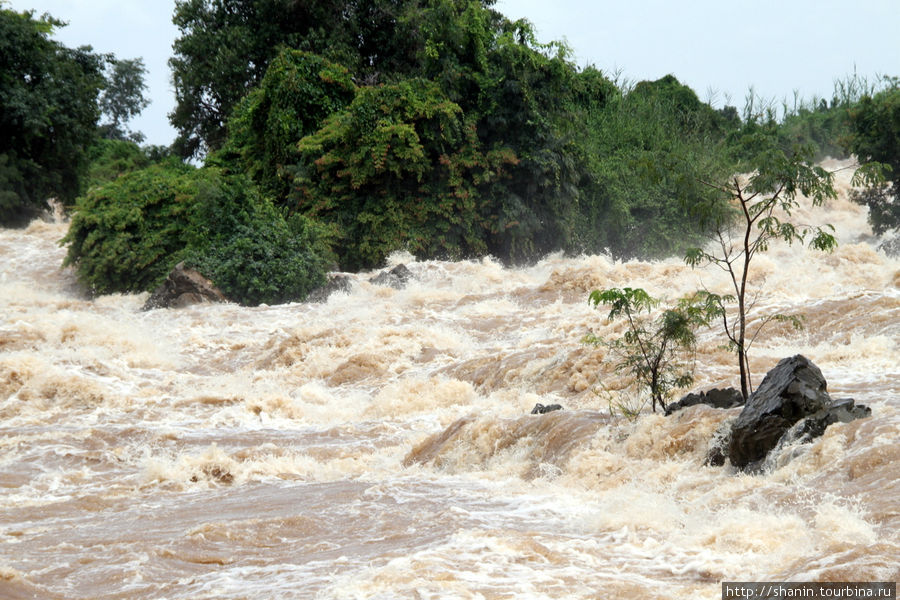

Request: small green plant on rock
left=586, top=287, right=721, bottom=413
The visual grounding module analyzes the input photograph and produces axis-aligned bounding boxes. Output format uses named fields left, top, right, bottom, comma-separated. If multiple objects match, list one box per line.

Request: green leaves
left=61, top=165, right=332, bottom=305
left=293, top=78, right=513, bottom=271
left=587, top=287, right=718, bottom=413
left=0, top=7, right=105, bottom=223
left=848, top=84, right=900, bottom=234
left=588, top=287, right=657, bottom=320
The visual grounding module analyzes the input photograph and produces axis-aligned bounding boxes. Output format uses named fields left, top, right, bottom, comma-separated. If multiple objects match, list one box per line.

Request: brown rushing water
left=1, top=161, right=898, bottom=599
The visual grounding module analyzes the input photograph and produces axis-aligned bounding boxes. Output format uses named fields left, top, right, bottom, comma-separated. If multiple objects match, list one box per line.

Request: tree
left=0, top=7, right=105, bottom=224
left=218, top=49, right=357, bottom=200
left=578, top=75, right=737, bottom=260
left=848, top=82, right=900, bottom=235
left=98, top=57, right=150, bottom=142
left=586, top=287, right=720, bottom=413
left=292, top=78, right=515, bottom=271
left=61, top=164, right=332, bottom=305
left=169, top=0, right=346, bottom=157
left=683, top=125, right=855, bottom=401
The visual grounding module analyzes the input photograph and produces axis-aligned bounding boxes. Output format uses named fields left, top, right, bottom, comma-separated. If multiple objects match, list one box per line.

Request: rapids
left=1, top=160, right=898, bottom=598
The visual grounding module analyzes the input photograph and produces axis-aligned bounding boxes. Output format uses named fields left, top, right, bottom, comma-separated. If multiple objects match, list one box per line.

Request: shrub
left=62, top=162, right=203, bottom=294
left=62, top=165, right=333, bottom=305
left=186, top=176, right=333, bottom=305
left=586, top=288, right=720, bottom=413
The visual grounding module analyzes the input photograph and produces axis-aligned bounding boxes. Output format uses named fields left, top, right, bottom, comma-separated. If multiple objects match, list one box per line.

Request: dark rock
left=307, top=274, right=353, bottom=303
left=370, top=264, right=413, bottom=289
left=726, top=355, right=870, bottom=470
left=778, top=398, right=871, bottom=447
left=665, top=387, right=744, bottom=415
left=143, top=262, right=227, bottom=310
left=531, top=403, right=563, bottom=414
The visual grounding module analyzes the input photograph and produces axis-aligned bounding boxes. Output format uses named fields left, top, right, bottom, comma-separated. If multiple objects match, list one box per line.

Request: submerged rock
left=665, top=387, right=743, bottom=415
left=143, top=262, right=227, bottom=310
left=307, top=274, right=353, bottom=303
left=531, top=403, right=563, bottom=415
left=723, top=355, right=870, bottom=470
left=369, top=264, right=413, bottom=289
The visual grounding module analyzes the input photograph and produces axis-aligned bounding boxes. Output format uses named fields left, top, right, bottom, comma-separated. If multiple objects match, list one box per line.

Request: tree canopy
left=848, top=82, right=900, bottom=234
left=0, top=7, right=105, bottom=224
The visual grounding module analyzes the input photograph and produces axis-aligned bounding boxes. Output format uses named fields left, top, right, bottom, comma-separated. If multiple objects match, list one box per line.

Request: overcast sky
left=8, top=0, right=900, bottom=148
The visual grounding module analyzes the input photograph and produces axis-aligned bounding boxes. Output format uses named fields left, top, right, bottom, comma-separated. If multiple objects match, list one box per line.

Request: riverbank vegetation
left=1, top=1, right=896, bottom=307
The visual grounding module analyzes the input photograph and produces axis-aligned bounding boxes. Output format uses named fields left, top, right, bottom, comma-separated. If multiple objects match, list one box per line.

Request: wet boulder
left=665, top=387, right=743, bottom=415
left=778, top=397, right=872, bottom=446
left=307, top=274, right=353, bottom=303
left=531, top=403, right=563, bottom=414
left=143, top=262, right=228, bottom=310
left=725, top=355, right=870, bottom=470
left=370, top=264, right=413, bottom=289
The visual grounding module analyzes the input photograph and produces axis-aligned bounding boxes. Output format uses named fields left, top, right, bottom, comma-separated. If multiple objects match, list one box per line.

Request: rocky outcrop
left=665, top=388, right=743, bottom=415
left=142, top=262, right=227, bottom=310
left=710, top=355, right=871, bottom=470
left=369, top=264, right=413, bottom=289
left=531, top=403, right=563, bottom=415
left=307, top=274, right=353, bottom=303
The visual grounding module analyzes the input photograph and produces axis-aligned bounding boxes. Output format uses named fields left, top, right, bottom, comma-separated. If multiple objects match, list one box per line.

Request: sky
left=7, top=0, right=899, bottom=148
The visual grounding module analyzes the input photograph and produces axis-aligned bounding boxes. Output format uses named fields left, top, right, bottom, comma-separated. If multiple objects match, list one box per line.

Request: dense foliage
left=0, top=8, right=105, bottom=224
left=185, top=175, right=332, bottom=306
left=848, top=83, right=900, bottom=234
left=293, top=78, right=515, bottom=270
left=62, top=164, right=332, bottom=305
left=579, top=76, right=737, bottom=259
left=169, top=0, right=504, bottom=157
left=220, top=49, right=357, bottom=199
left=62, top=163, right=204, bottom=294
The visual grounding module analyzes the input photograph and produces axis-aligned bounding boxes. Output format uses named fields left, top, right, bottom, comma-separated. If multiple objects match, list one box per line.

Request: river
left=1, top=160, right=897, bottom=598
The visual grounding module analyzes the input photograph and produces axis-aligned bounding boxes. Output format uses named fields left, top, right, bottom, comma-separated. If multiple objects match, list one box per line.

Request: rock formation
left=142, top=262, right=227, bottom=310
left=706, top=355, right=871, bottom=470
left=369, top=264, right=413, bottom=289
left=665, top=388, right=743, bottom=415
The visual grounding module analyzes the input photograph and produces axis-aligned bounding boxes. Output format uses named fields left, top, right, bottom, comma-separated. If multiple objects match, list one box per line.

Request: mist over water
left=1, top=161, right=898, bottom=598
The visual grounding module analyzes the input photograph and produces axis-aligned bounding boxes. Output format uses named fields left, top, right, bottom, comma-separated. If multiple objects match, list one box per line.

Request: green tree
left=848, top=82, right=900, bottom=235
left=219, top=49, right=357, bottom=200
left=0, top=7, right=105, bottom=224
left=579, top=76, right=736, bottom=259
left=62, top=162, right=205, bottom=294
left=98, top=57, right=150, bottom=142
left=168, top=0, right=447, bottom=157
left=62, top=164, right=332, bottom=305
left=587, top=287, right=720, bottom=413
left=471, top=28, right=608, bottom=263
left=293, top=78, right=515, bottom=271
left=682, top=123, right=865, bottom=400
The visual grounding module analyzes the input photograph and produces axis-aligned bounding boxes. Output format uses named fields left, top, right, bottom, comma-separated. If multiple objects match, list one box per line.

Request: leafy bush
left=293, top=78, right=514, bottom=271
left=62, top=162, right=205, bottom=294
left=62, top=165, right=333, bottom=305
left=586, top=287, right=720, bottom=413
left=186, top=175, right=332, bottom=305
